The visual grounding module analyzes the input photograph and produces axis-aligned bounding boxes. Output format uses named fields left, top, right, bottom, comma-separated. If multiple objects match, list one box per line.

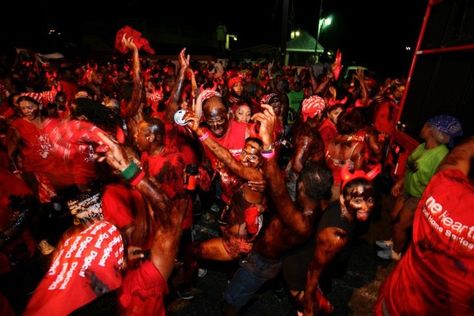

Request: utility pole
left=315, top=0, right=324, bottom=62
left=281, top=0, right=289, bottom=65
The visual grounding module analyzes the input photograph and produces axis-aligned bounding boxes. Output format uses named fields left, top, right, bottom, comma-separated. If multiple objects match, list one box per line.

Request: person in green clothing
left=286, top=80, right=304, bottom=125
left=376, top=115, right=462, bottom=260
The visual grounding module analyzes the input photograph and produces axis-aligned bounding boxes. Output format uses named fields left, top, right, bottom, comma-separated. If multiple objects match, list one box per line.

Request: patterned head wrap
left=301, top=95, right=326, bottom=122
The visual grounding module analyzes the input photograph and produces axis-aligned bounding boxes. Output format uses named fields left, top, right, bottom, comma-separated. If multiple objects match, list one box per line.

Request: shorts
left=282, top=239, right=315, bottom=291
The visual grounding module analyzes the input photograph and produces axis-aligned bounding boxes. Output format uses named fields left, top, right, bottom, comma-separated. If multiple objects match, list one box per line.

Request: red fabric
left=318, top=118, right=337, bottom=150
left=142, top=146, right=193, bottom=228
left=244, top=206, right=260, bottom=235
left=25, top=221, right=124, bottom=316
left=43, top=119, right=106, bottom=186
left=0, top=292, right=15, bottom=316
left=119, top=260, right=168, bottom=316
left=202, top=120, right=249, bottom=204
left=374, top=100, right=397, bottom=135
left=115, top=26, right=155, bottom=55
left=58, top=80, right=77, bottom=103
left=227, top=76, right=242, bottom=89
left=142, top=147, right=185, bottom=200
left=375, top=169, right=474, bottom=315
left=102, top=183, right=135, bottom=229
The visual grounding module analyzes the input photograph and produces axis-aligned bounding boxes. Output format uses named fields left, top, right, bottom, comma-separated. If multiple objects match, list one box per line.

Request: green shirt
left=287, top=90, right=304, bottom=124
left=404, top=143, right=448, bottom=197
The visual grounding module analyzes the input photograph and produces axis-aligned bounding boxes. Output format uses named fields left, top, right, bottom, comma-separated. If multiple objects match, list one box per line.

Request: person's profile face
left=134, top=122, right=152, bottom=152
left=328, top=107, right=343, bottom=124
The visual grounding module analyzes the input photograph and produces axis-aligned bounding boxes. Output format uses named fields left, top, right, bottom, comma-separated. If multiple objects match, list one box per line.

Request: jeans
left=223, top=251, right=282, bottom=309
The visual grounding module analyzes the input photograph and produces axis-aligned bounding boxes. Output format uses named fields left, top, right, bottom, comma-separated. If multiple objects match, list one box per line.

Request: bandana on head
left=260, top=93, right=279, bottom=105
left=227, top=76, right=242, bottom=89
left=301, top=95, right=326, bottom=122
left=427, top=115, right=463, bottom=138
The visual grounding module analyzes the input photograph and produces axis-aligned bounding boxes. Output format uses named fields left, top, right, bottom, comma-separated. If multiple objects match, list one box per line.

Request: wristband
left=130, top=170, right=146, bottom=186
left=121, top=161, right=140, bottom=181
left=261, top=150, right=275, bottom=159
left=198, top=132, right=210, bottom=142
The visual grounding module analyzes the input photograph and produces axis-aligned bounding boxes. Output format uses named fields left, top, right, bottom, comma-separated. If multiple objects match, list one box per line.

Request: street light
left=290, top=29, right=301, bottom=39
left=315, top=14, right=333, bottom=62
left=225, top=34, right=238, bottom=50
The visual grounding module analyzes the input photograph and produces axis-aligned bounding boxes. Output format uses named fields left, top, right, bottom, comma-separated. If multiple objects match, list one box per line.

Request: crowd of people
left=0, top=28, right=472, bottom=316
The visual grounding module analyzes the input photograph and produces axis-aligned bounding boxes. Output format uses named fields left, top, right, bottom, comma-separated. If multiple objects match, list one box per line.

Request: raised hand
left=183, top=111, right=201, bottom=133
left=179, top=48, right=190, bottom=71
left=332, top=49, right=342, bottom=81
left=122, top=35, right=138, bottom=52
left=96, top=132, right=130, bottom=172
left=251, top=104, right=276, bottom=148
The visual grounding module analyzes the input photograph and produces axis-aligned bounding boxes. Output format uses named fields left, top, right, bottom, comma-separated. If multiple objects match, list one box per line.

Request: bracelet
left=121, top=161, right=140, bottom=181
left=261, top=150, right=275, bottom=159
left=198, top=132, right=210, bottom=142
left=130, top=170, right=146, bottom=186
left=262, top=143, right=274, bottom=153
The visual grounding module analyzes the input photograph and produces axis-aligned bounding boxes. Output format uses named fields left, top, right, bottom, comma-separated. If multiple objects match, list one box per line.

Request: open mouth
left=357, top=211, right=369, bottom=221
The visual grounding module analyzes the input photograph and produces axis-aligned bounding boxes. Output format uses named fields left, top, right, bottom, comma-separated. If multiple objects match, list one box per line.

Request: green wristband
left=121, top=161, right=140, bottom=181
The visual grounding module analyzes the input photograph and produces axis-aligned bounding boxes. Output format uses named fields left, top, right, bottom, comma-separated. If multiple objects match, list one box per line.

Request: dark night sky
left=2, top=0, right=428, bottom=77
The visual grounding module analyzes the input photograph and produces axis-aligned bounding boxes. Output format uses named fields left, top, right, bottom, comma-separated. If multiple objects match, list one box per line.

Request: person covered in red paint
left=25, top=131, right=189, bottom=316
left=185, top=109, right=265, bottom=261
left=375, top=136, right=474, bottom=316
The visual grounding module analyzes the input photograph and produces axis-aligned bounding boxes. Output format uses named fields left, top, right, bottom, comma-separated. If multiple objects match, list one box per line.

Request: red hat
left=227, top=76, right=242, bottom=89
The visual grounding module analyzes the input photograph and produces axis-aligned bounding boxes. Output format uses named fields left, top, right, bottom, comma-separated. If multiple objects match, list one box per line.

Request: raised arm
left=165, top=48, right=190, bottom=121
left=304, top=227, right=348, bottom=315
left=253, top=104, right=315, bottom=236
left=97, top=132, right=185, bottom=279
left=185, top=113, right=263, bottom=181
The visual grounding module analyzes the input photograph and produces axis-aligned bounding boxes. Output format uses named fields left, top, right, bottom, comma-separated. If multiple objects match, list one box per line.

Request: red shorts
left=119, top=260, right=169, bottom=316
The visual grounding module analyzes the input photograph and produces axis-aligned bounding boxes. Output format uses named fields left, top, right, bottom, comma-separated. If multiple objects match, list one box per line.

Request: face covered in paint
left=240, top=139, right=263, bottom=168
left=203, top=97, right=229, bottom=138
left=341, top=181, right=375, bottom=222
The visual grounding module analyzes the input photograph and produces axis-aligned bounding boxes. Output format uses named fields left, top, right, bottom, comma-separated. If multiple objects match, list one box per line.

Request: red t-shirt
left=376, top=169, right=474, bottom=315
left=202, top=120, right=249, bottom=204
left=102, top=183, right=136, bottom=229
left=318, top=118, right=337, bottom=151
left=119, top=260, right=168, bottom=316
left=25, top=221, right=124, bottom=316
